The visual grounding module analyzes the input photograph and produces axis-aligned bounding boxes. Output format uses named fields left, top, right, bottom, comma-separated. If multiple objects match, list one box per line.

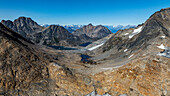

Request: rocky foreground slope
left=0, top=23, right=95, bottom=95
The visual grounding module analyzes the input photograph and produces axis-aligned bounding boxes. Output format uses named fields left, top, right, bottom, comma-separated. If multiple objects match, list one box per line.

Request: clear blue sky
left=0, top=0, right=169, bottom=25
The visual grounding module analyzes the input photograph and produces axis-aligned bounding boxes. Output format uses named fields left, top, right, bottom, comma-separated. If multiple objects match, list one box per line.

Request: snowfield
left=161, top=36, right=166, bottom=38
left=124, top=33, right=129, bottom=35
left=88, top=43, right=104, bottom=51
left=129, top=26, right=143, bottom=39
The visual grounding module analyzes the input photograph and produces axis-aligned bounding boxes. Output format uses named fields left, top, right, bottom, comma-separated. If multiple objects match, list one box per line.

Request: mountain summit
left=1, top=17, right=44, bottom=38
left=32, top=25, right=83, bottom=46
left=72, top=24, right=112, bottom=39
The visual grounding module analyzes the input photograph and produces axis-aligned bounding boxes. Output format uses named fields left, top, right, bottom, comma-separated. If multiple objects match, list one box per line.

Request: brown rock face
left=0, top=23, right=50, bottom=95
left=92, top=56, right=169, bottom=96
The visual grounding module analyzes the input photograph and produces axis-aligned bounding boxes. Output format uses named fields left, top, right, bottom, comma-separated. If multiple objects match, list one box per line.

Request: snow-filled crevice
left=129, top=26, right=143, bottom=39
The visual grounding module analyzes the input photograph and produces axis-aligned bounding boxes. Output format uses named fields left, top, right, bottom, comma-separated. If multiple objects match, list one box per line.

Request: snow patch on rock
left=88, top=43, right=104, bottom=51
left=124, top=33, right=129, bottom=35
left=161, top=36, right=166, bottom=38
left=102, top=68, right=114, bottom=70
left=129, top=54, right=134, bottom=58
left=124, top=49, right=128, bottom=52
left=157, top=47, right=170, bottom=58
left=129, top=26, right=143, bottom=39
left=157, top=44, right=166, bottom=49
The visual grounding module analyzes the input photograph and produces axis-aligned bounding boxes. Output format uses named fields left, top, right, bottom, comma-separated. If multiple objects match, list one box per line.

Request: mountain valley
left=0, top=8, right=169, bottom=96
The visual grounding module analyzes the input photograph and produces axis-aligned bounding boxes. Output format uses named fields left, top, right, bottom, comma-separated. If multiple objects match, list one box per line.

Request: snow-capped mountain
left=62, top=25, right=84, bottom=33
left=40, top=24, right=83, bottom=33
left=104, top=25, right=136, bottom=33
left=40, top=24, right=50, bottom=27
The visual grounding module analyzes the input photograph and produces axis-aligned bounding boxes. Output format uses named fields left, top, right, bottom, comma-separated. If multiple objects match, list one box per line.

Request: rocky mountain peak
left=1, top=16, right=44, bottom=38
left=149, top=7, right=170, bottom=18
left=14, top=16, right=39, bottom=26
left=1, top=20, right=13, bottom=24
left=14, top=16, right=43, bottom=31
left=32, top=24, right=84, bottom=46
left=47, top=25, right=65, bottom=31
left=87, top=23, right=93, bottom=26
left=93, top=8, right=170, bottom=60
left=72, top=24, right=112, bottom=39
left=1, top=20, right=14, bottom=29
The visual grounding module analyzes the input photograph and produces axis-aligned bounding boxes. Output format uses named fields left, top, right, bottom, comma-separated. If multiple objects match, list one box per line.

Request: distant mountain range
left=104, top=25, right=136, bottom=33
left=40, top=24, right=83, bottom=33
left=40, top=24, right=136, bottom=33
